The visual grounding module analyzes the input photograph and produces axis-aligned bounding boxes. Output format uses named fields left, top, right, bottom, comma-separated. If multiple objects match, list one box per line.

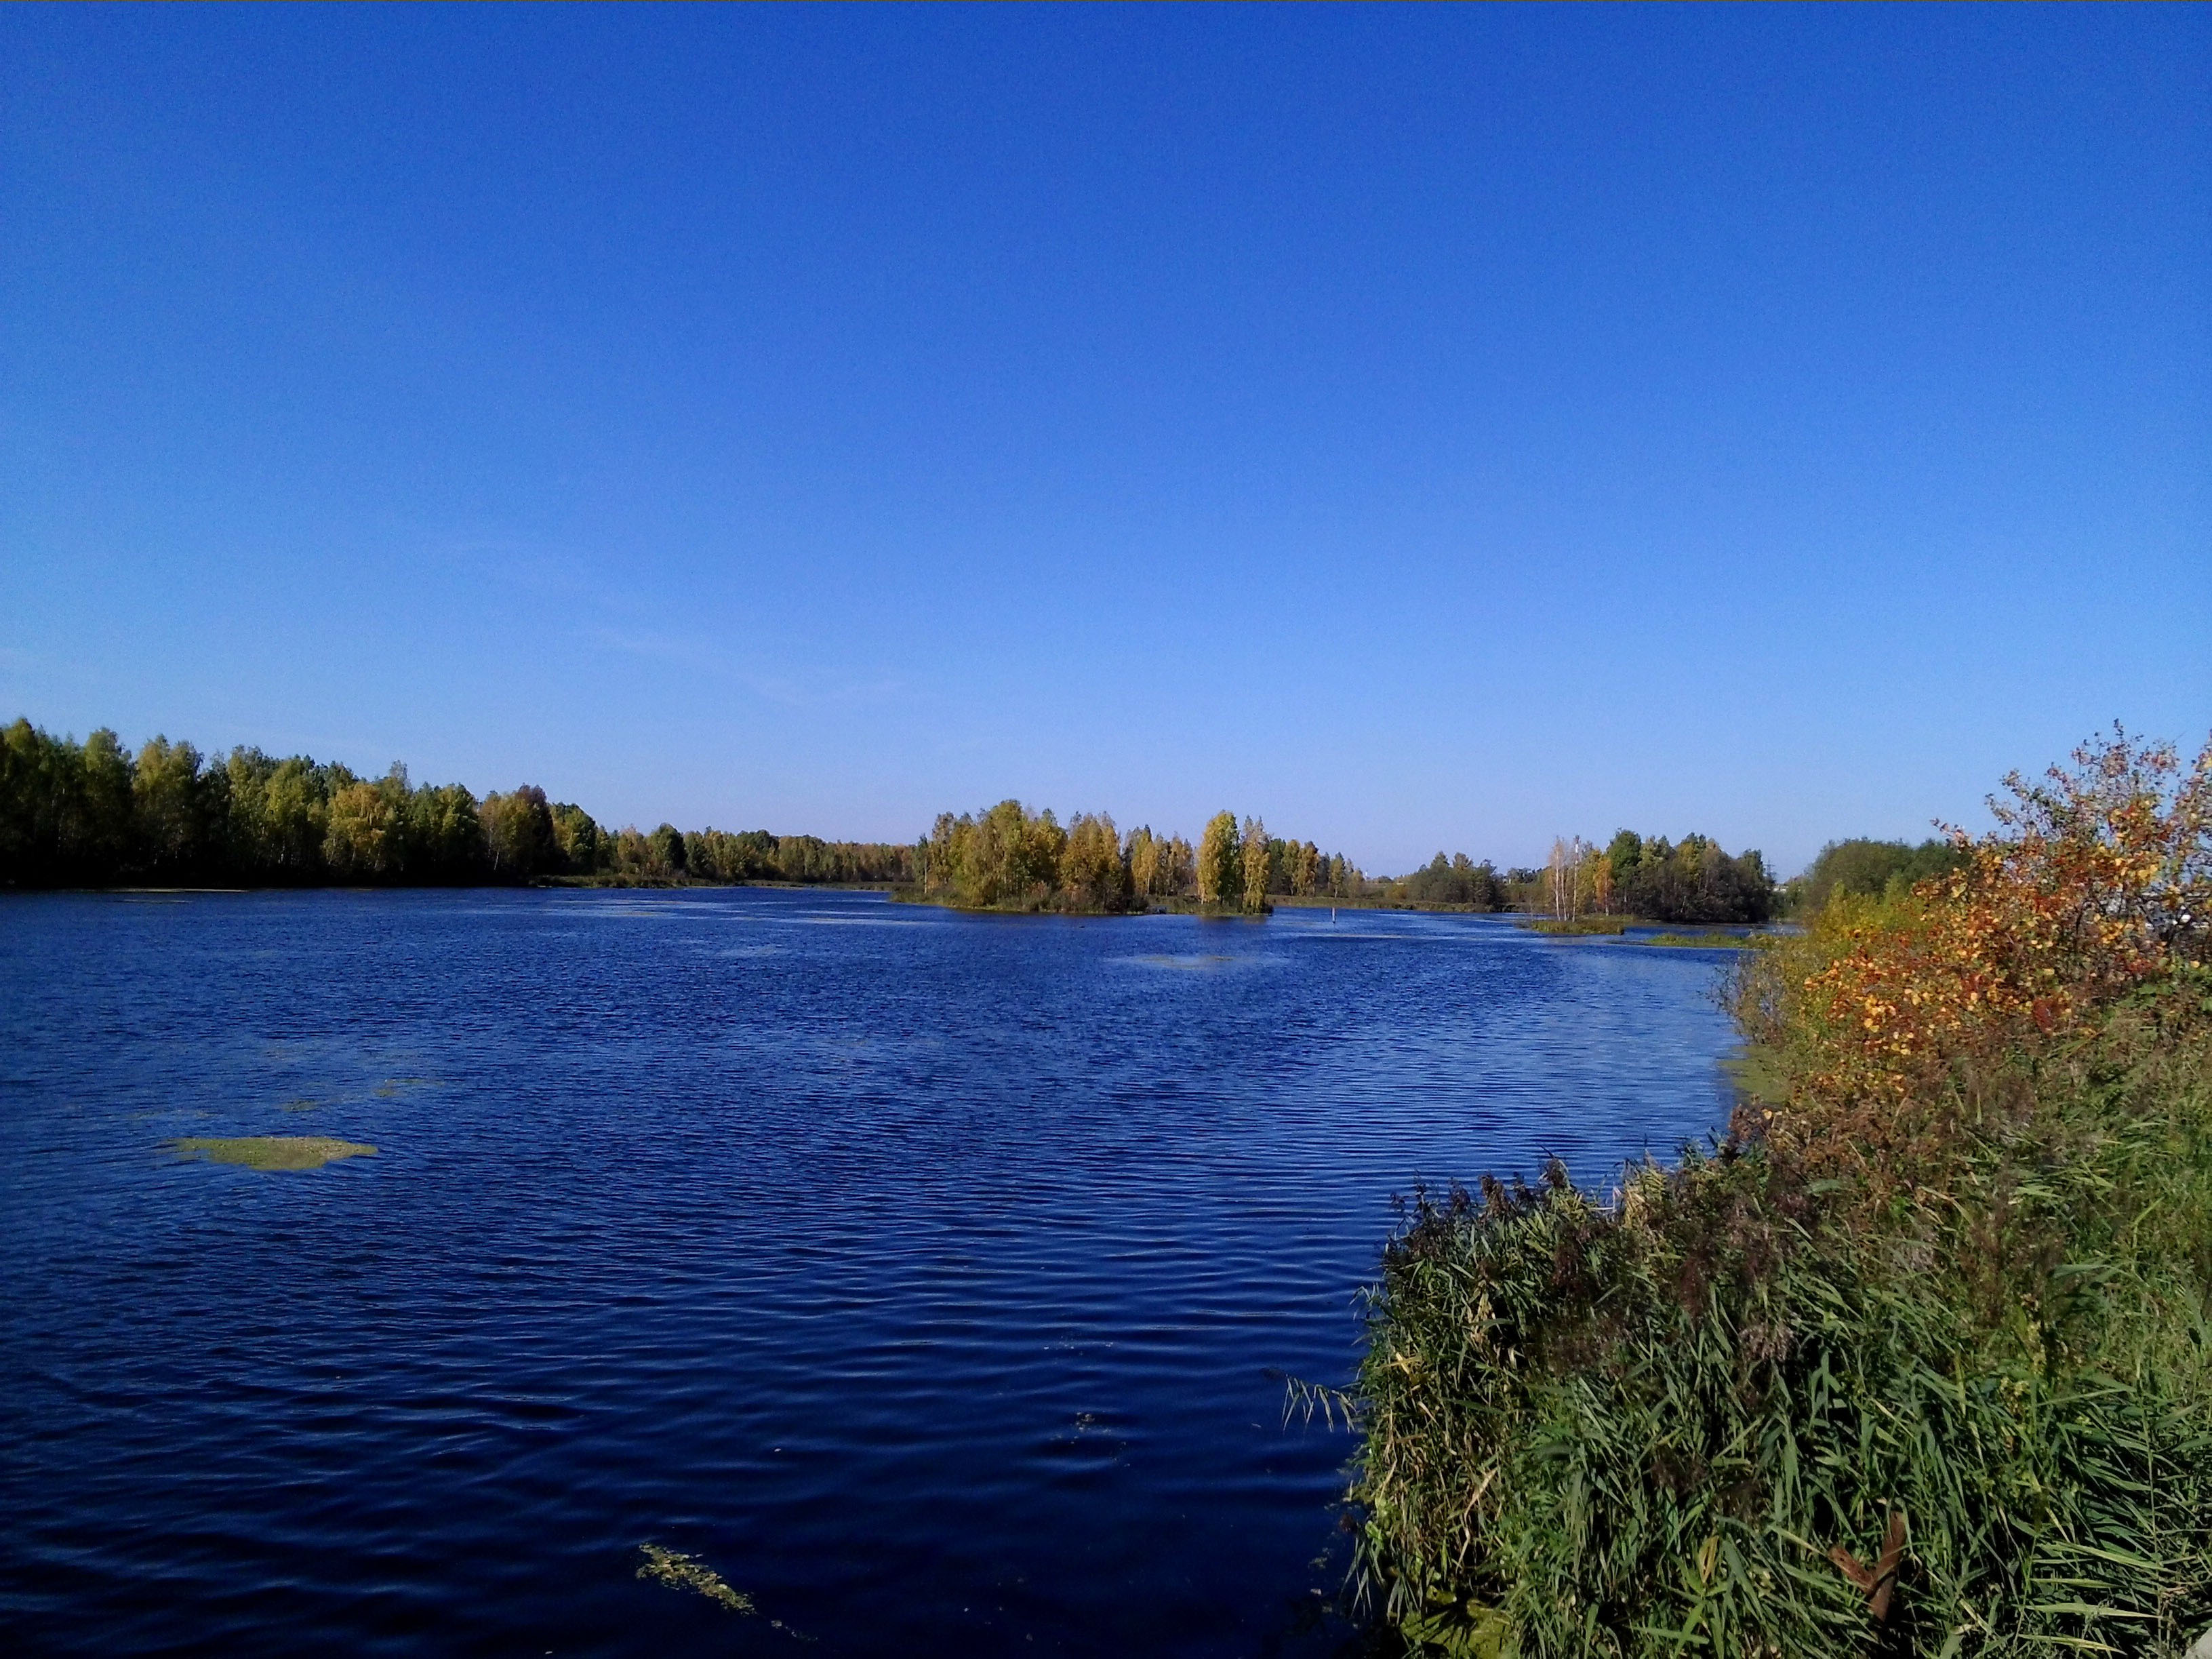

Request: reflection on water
left=0, top=887, right=1739, bottom=1656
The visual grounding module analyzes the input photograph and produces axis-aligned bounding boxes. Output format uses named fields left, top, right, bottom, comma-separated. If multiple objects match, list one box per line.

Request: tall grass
left=1344, top=732, right=2212, bottom=1656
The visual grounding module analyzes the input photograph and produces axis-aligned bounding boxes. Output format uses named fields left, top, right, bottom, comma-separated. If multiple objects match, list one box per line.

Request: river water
left=0, top=888, right=1741, bottom=1656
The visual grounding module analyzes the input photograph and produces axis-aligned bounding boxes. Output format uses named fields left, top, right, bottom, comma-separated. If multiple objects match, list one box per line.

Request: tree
left=483, top=786, right=559, bottom=880
left=1546, top=837, right=1581, bottom=920
left=550, top=802, right=603, bottom=875
left=649, top=822, right=687, bottom=878
left=1127, top=826, right=1161, bottom=899
left=77, top=729, right=136, bottom=874
left=134, top=736, right=218, bottom=877
left=1157, top=833, right=1195, bottom=898
left=323, top=781, right=397, bottom=879
left=410, top=782, right=487, bottom=881
left=1241, top=816, right=1270, bottom=913
left=1606, top=830, right=1643, bottom=898
left=1060, top=812, right=1127, bottom=910
left=260, top=757, right=330, bottom=878
left=1198, top=811, right=1239, bottom=906
left=1327, top=853, right=1362, bottom=898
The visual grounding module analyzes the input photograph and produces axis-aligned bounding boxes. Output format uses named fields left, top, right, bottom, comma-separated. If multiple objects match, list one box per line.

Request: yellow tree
left=1241, top=816, right=1270, bottom=913
left=324, top=782, right=395, bottom=879
left=1060, top=812, right=1126, bottom=910
left=1127, top=826, right=1160, bottom=898
left=1198, top=811, right=1238, bottom=905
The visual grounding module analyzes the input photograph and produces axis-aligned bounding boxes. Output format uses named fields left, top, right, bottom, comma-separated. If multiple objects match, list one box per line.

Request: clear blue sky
left=3, top=6, right=2205, bottom=877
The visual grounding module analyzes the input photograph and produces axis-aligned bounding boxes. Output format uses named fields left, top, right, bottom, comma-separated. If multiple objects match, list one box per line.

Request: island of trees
left=915, top=801, right=1360, bottom=913
left=913, top=804, right=1808, bottom=923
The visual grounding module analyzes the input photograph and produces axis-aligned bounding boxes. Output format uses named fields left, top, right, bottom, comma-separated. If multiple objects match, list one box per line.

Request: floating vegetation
left=279, top=1098, right=321, bottom=1113
left=637, top=1544, right=755, bottom=1615
left=1118, top=953, right=1236, bottom=971
left=1638, top=930, right=1762, bottom=949
left=1519, top=914, right=1634, bottom=935
left=167, top=1136, right=377, bottom=1171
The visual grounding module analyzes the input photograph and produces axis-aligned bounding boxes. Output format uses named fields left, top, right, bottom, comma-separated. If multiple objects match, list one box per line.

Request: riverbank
left=1347, top=734, right=2212, bottom=1654
left=1271, top=893, right=1495, bottom=915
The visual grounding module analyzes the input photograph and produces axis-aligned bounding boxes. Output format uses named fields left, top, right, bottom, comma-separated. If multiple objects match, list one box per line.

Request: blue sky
left=3, top=6, right=2205, bottom=876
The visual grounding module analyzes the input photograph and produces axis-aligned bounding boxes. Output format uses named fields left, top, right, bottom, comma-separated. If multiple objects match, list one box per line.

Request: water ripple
left=0, top=888, right=1737, bottom=1656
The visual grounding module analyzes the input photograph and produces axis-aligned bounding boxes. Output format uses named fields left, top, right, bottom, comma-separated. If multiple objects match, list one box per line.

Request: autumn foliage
left=1737, top=729, right=2212, bottom=1177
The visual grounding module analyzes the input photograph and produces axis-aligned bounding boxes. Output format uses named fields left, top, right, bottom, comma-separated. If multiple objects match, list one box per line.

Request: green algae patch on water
left=167, top=1136, right=377, bottom=1171
left=637, top=1544, right=754, bottom=1614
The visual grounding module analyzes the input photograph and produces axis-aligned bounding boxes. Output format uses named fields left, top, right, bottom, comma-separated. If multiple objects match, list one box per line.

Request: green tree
left=260, top=757, right=330, bottom=878
left=0, top=719, right=91, bottom=881
left=1605, top=829, right=1643, bottom=896
left=649, top=822, right=687, bottom=878
left=77, top=729, right=137, bottom=875
left=543, top=802, right=600, bottom=875
left=409, top=782, right=487, bottom=881
left=134, top=736, right=221, bottom=877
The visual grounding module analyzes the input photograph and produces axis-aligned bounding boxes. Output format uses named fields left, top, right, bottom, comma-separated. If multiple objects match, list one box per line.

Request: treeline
left=918, top=801, right=1362, bottom=913
left=0, top=719, right=914, bottom=889
left=1363, top=852, right=1510, bottom=909
left=6, top=713, right=1794, bottom=920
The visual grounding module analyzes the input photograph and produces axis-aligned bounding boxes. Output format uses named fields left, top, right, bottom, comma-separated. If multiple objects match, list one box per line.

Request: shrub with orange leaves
left=1735, top=727, right=2211, bottom=1177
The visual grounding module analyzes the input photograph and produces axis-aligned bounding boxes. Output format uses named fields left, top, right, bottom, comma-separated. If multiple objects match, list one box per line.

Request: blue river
left=0, top=888, right=1742, bottom=1656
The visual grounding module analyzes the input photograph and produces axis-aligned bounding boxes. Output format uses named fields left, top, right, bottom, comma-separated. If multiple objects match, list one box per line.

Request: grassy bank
left=1342, top=733, right=2212, bottom=1656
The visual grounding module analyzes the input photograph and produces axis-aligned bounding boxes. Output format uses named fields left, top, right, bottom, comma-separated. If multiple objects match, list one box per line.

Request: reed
left=1342, top=732, right=2212, bottom=1655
